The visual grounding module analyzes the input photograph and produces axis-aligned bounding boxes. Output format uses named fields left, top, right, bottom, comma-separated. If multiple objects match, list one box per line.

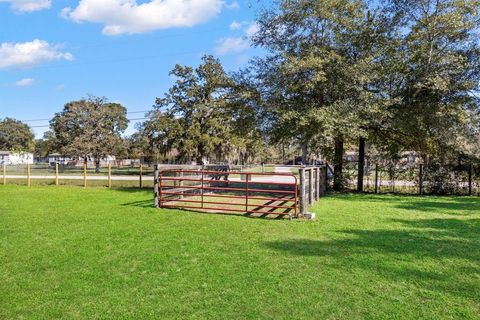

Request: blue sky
left=0, top=0, right=266, bottom=138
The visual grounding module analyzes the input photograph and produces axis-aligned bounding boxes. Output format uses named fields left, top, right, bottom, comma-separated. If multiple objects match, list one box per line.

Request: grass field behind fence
left=1, top=185, right=479, bottom=319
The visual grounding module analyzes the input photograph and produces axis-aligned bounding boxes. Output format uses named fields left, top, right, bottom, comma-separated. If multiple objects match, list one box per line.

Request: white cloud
left=225, top=1, right=239, bottom=9
left=62, top=0, right=225, bottom=36
left=245, top=22, right=259, bottom=37
left=215, top=37, right=249, bottom=55
left=0, top=39, right=74, bottom=70
left=0, top=0, right=51, bottom=13
left=229, top=20, right=243, bottom=31
left=15, top=78, right=35, bottom=86
left=215, top=22, right=259, bottom=56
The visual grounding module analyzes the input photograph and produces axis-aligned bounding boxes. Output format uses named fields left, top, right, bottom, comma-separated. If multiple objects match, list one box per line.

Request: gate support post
left=299, top=168, right=307, bottom=216
left=154, top=164, right=159, bottom=208
left=324, top=163, right=329, bottom=195
left=308, top=168, right=315, bottom=204
left=179, top=171, right=184, bottom=200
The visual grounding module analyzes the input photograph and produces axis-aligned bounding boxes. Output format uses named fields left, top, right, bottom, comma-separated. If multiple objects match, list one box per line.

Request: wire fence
left=341, top=161, right=480, bottom=196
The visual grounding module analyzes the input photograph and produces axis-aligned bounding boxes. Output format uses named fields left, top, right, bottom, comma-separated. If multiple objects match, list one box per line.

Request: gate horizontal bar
left=161, top=191, right=293, bottom=202
left=161, top=177, right=297, bottom=186
left=160, top=203, right=293, bottom=215
left=164, top=199, right=295, bottom=209
left=161, top=169, right=296, bottom=177
left=161, top=184, right=296, bottom=194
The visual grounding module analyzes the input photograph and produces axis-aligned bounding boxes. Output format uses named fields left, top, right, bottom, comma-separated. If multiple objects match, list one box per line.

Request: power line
left=29, top=117, right=148, bottom=129
left=21, top=110, right=150, bottom=123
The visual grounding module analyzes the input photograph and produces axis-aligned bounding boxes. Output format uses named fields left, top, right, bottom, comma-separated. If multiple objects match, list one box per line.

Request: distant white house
left=47, top=153, right=72, bottom=165
left=0, top=151, right=34, bottom=165
left=45, top=154, right=118, bottom=167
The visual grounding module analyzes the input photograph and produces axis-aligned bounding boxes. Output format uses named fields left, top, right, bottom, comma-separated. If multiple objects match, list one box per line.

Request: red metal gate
left=156, top=169, right=298, bottom=218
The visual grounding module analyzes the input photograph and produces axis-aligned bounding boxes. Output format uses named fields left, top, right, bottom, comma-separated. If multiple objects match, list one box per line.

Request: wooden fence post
left=299, top=168, right=307, bottom=216
left=315, top=167, right=320, bottom=200
left=139, top=164, right=143, bottom=188
left=309, top=168, right=314, bottom=205
left=27, top=163, right=31, bottom=187
left=2, top=163, right=6, bottom=185
left=319, top=166, right=326, bottom=196
left=154, top=164, right=159, bottom=208
left=319, top=165, right=325, bottom=196
left=419, top=164, right=424, bottom=195
left=55, top=163, right=59, bottom=186
left=83, top=163, right=87, bottom=188
left=468, top=164, right=472, bottom=196
left=179, top=171, right=184, bottom=199
left=374, top=164, right=379, bottom=194
left=108, top=164, right=112, bottom=188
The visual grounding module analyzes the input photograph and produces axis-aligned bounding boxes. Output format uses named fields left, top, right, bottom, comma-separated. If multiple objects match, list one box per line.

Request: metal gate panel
left=157, top=169, right=298, bottom=217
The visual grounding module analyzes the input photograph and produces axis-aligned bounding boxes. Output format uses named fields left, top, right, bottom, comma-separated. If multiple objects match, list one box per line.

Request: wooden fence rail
left=0, top=163, right=152, bottom=188
left=299, top=166, right=328, bottom=216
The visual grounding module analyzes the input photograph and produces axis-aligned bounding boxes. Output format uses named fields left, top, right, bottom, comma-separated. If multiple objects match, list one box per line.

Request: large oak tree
left=48, top=96, right=129, bottom=171
left=0, top=118, right=35, bottom=152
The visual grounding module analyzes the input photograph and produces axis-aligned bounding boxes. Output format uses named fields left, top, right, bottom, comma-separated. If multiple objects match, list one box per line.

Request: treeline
left=1, top=0, right=479, bottom=190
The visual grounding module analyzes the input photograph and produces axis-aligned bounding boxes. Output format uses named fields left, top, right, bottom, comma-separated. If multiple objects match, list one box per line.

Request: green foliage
left=378, top=0, right=480, bottom=158
left=142, top=55, right=263, bottom=164
left=47, top=96, right=129, bottom=167
left=252, top=0, right=398, bottom=165
left=0, top=118, right=35, bottom=152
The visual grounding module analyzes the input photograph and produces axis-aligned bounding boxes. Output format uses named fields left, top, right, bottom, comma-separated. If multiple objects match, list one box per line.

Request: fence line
left=0, top=163, right=268, bottom=189
left=343, top=161, right=480, bottom=196
left=0, top=163, right=160, bottom=188
left=299, top=166, right=327, bottom=216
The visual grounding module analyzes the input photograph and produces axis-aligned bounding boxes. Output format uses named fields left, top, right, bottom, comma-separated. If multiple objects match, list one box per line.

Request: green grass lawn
left=1, top=186, right=479, bottom=319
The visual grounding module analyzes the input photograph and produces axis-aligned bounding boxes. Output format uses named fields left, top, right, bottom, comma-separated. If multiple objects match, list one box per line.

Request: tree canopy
left=141, top=55, right=263, bottom=164
left=47, top=96, right=129, bottom=170
left=0, top=118, right=35, bottom=152
left=23, top=0, right=480, bottom=184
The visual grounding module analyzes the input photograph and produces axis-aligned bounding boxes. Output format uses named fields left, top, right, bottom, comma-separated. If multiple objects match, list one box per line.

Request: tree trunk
left=301, top=143, right=309, bottom=165
left=357, top=137, right=366, bottom=192
left=95, top=159, right=101, bottom=173
left=333, top=135, right=344, bottom=191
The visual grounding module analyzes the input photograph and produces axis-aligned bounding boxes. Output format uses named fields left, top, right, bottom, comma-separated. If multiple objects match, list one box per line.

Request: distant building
left=344, top=151, right=422, bottom=165
left=47, top=153, right=72, bottom=165
left=0, top=151, right=34, bottom=165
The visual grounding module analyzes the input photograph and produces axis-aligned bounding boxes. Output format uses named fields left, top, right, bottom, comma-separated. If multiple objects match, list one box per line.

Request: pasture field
left=1, top=185, right=479, bottom=319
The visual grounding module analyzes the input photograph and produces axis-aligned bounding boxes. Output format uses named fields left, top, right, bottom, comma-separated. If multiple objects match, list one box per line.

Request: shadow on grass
left=166, top=207, right=289, bottom=220
left=325, top=193, right=480, bottom=214
left=120, top=197, right=289, bottom=220
left=392, top=218, right=480, bottom=239
left=121, top=199, right=154, bottom=208
left=118, top=187, right=293, bottom=220
left=395, top=199, right=480, bottom=213
left=264, top=218, right=480, bottom=299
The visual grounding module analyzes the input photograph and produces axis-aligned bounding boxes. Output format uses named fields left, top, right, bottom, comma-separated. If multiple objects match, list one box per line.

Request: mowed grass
left=1, top=186, right=479, bottom=319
